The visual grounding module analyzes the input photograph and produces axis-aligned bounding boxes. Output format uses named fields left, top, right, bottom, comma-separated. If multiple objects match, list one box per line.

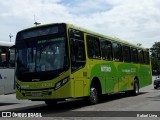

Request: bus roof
left=17, top=23, right=147, bottom=50
left=0, top=41, right=14, bottom=47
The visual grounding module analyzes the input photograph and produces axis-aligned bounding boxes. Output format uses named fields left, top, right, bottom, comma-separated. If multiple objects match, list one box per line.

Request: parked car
left=154, top=77, right=160, bottom=89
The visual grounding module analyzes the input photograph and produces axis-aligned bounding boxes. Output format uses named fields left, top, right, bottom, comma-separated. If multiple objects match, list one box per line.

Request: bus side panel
left=89, top=61, right=119, bottom=95
left=105, top=75, right=114, bottom=94
left=89, top=61, right=135, bottom=94
left=138, top=65, right=152, bottom=88
left=118, top=63, right=137, bottom=92
left=71, top=66, right=89, bottom=98
left=87, top=60, right=105, bottom=95
left=87, top=60, right=152, bottom=96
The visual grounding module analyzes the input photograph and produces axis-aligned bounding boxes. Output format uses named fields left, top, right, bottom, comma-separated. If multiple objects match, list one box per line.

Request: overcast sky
left=0, top=0, right=160, bottom=48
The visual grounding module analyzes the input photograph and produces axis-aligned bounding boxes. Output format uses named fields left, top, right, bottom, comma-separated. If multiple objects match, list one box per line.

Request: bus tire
left=88, top=83, right=100, bottom=104
left=45, top=100, right=57, bottom=106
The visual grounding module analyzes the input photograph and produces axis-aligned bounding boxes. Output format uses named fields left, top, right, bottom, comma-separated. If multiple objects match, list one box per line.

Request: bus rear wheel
left=130, top=80, right=139, bottom=96
left=134, top=81, right=139, bottom=95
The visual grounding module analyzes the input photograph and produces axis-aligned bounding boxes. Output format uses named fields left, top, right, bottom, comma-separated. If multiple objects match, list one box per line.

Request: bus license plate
left=32, top=92, right=41, bottom=96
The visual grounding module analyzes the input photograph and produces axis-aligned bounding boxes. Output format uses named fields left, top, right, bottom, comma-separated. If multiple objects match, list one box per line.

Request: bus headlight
left=55, top=77, right=69, bottom=90
left=16, top=83, right=21, bottom=92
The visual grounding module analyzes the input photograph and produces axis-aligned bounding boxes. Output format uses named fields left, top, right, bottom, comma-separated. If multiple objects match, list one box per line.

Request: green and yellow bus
left=15, top=23, right=152, bottom=105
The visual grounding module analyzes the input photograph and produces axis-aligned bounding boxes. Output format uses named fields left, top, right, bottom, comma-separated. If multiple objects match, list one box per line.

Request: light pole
left=34, top=15, right=41, bottom=26
left=9, top=33, right=13, bottom=42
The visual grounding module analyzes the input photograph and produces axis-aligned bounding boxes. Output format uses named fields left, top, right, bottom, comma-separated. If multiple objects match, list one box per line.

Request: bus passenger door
left=69, top=29, right=86, bottom=97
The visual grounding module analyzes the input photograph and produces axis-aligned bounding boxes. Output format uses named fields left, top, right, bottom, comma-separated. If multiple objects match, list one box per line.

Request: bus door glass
left=69, top=29, right=86, bottom=73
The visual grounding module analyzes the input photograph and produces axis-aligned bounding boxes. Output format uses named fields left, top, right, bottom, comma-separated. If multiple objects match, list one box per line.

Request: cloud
left=0, top=0, right=70, bottom=42
left=73, top=0, right=160, bottom=48
left=60, top=0, right=112, bottom=15
left=0, top=0, right=160, bottom=48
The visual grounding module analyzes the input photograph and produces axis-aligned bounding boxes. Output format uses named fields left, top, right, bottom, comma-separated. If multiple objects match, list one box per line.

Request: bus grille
left=24, top=90, right=52, bottom=97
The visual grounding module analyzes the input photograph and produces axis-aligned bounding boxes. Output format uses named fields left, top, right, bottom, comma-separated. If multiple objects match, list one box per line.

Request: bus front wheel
left=88, top=84, right=99, bottom=104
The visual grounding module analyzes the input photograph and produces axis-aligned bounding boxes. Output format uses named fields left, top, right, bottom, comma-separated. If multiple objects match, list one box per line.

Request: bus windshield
left=17, top=37, right=68, bottom=73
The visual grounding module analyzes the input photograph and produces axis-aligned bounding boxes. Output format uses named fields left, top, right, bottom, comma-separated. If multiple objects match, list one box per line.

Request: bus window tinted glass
left=87, top=35, right=101, bottom=59
left=138, top=49, right=144, bottom=64
left=100, top=39, right=112, bottom=60
left=69, top=29, right=86, bottom=72
left=131, top=48, right=138, bottom=63
left=144, top=51, right=150, bottom=64
left=112, top=42, right=123, bottom=62
left=123, top=45, right=131, bottom=62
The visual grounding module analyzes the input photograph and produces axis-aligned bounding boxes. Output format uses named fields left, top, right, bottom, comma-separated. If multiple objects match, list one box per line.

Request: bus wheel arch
left=88, top=77, right=102, bottom=104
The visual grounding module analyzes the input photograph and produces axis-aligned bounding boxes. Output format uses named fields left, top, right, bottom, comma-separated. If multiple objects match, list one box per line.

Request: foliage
left=150, top=42, right=160, bottom=75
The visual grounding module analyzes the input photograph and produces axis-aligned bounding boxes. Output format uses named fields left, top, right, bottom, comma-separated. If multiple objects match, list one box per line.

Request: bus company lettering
left=101, top=65, right=111, bottom=72
left=122, top=68, right=136, bottom=73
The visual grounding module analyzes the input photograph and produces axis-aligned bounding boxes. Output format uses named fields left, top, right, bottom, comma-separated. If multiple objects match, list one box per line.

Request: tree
left=150, top=42, right=160, bottom=57
left=150, top=42, right=160, bottom=75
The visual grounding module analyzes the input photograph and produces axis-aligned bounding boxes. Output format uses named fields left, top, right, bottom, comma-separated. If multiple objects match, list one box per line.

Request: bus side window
left=70, top=39, right=85, bottom=62
left=0, top=47, right=7, bottom=67
left=144, top=51, right=150, bottom=64
left=87, top=35, right=101, bottom=59
left=131, top=48, right=138, bottom=63
left=138, top=49, right=144, bottom=64
left=69, top=29, right=86, bottom=72
left=100, top=39, right=113, bottom=60
left=123, top=45, right=131, bottom=62
left=112, top=42, right=123, bottom=62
